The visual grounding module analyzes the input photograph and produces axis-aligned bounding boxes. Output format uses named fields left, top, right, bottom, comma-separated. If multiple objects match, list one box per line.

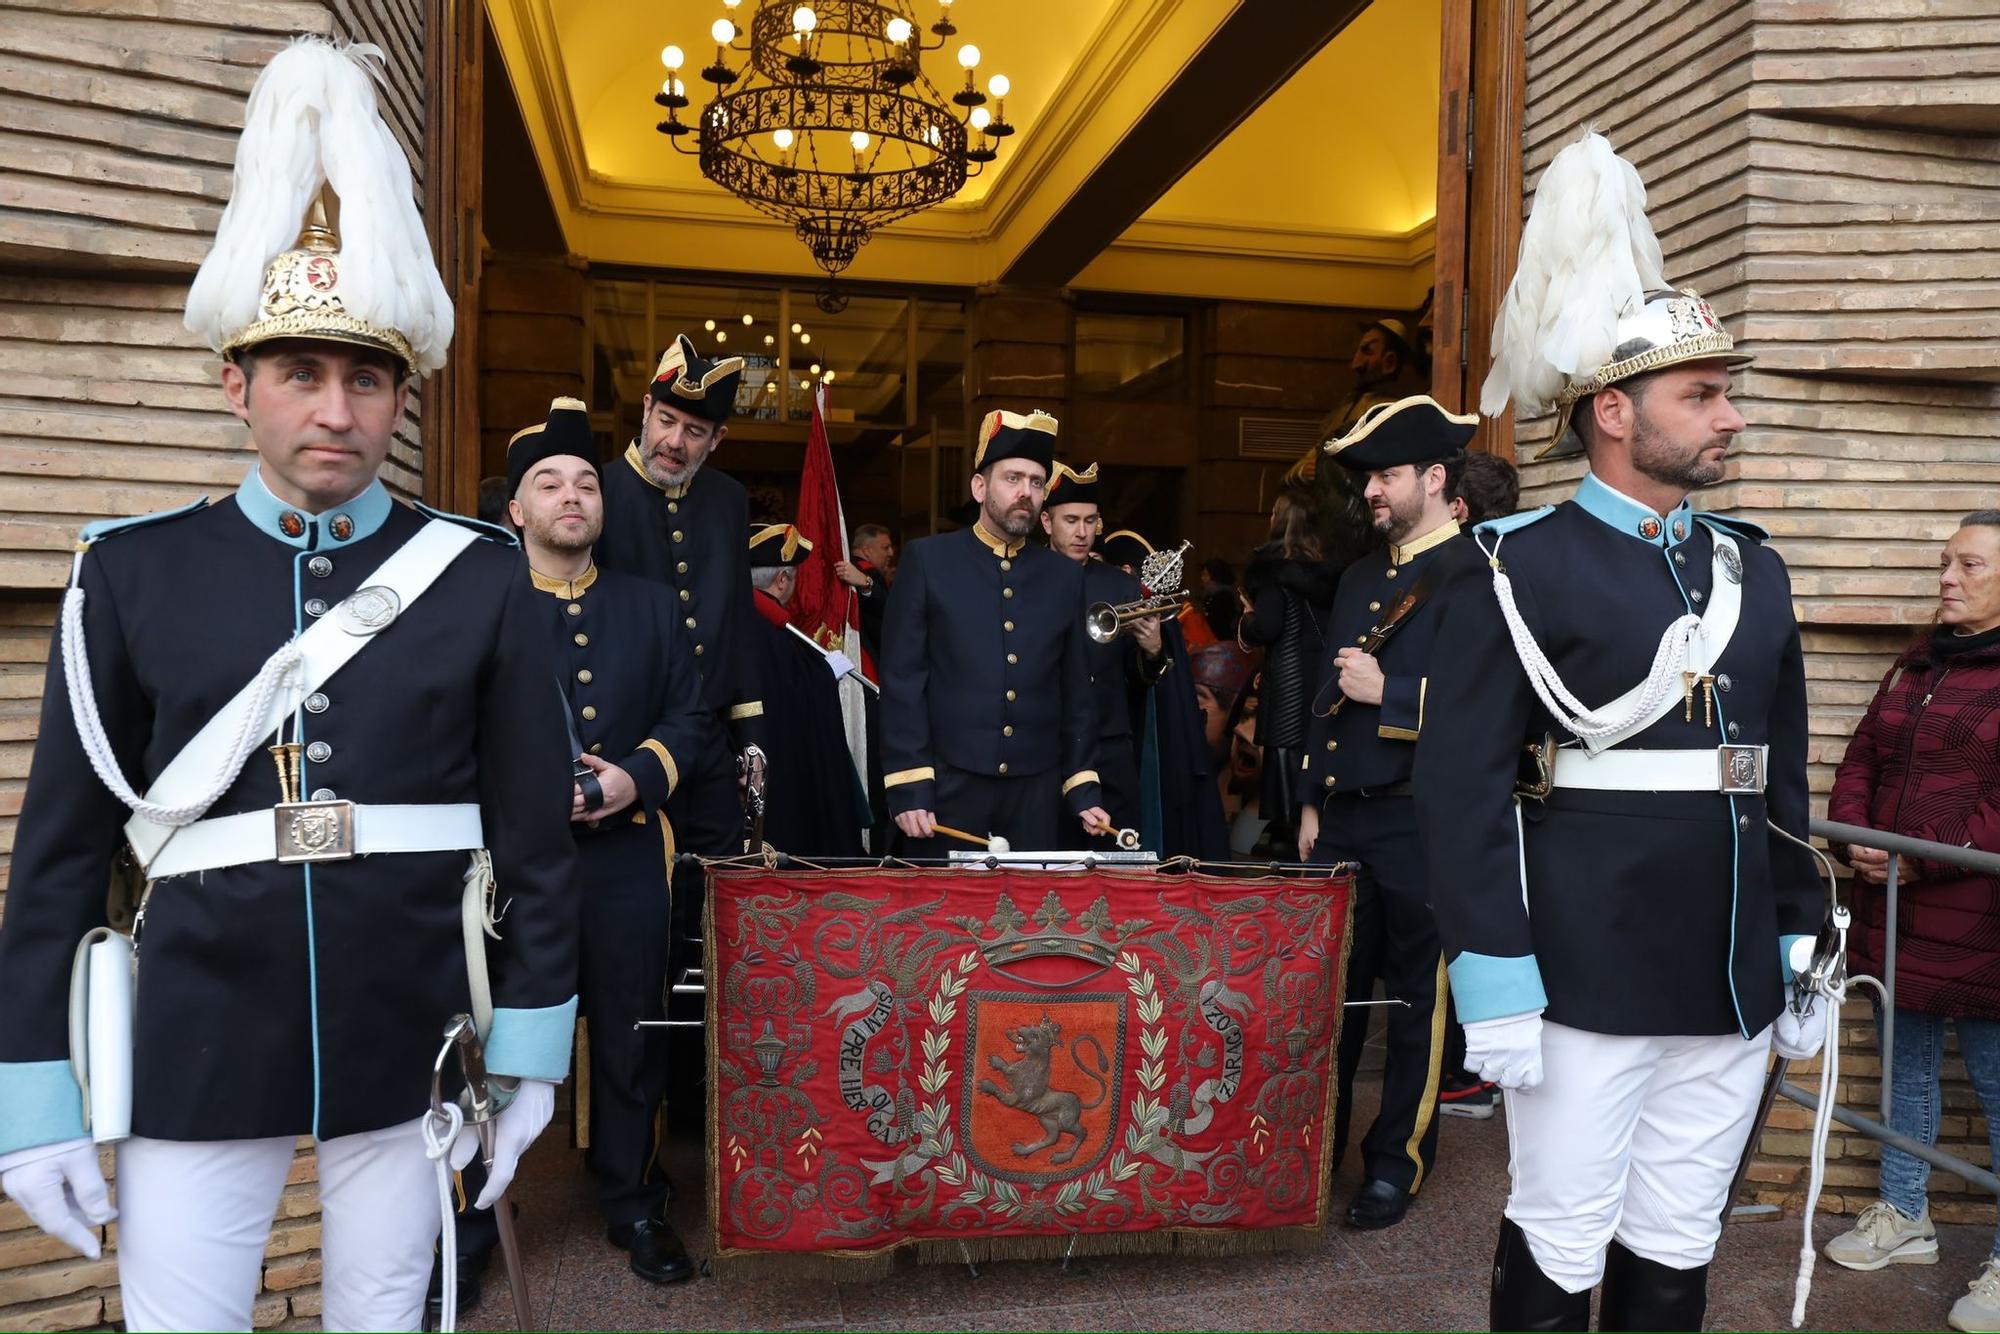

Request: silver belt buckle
left=275, top=800, right=357, bottom=863
left=1717, top=745, right=1765, bottom=796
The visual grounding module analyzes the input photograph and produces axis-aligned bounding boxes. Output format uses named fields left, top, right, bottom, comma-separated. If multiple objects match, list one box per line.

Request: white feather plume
left=1479, top=131, right=1664, bottom=419
left=184, top=36, right=453, bottom=373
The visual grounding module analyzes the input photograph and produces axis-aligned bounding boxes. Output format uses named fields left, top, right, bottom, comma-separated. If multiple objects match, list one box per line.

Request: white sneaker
left=1823, top=1200, right=1939, bottom=1270
left=1951, top=1259, right=2000, bottom=1332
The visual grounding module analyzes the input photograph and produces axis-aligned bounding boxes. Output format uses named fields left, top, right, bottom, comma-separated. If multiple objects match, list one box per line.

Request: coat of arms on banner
left=705, top=867, right=1351, bottom=1269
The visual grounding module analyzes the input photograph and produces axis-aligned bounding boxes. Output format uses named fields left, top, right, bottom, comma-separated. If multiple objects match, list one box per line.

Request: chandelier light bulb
left=823, top=369, right=837, bottom=382
left=661, top=78, right=675, bottom=96
left=765, top=381, right=776, bottom=392
left=792, top=5, right=817, bottom=33
left=957, top=44, right=980, bottom=70
left=850, top=130, right=870, bottom=153
left=800, top=332, right=812, bottom=344
left=927, top=124, right=943, bottom=147
left=773, top=127, right=794, bottom=150
left=791, top=322, right=803, bottom=334
left=723, top=0, right=739, bottom=6
left=711, top=18, right=735, bottom=43
left=969, top=106, right=991, bottom=131
left=885, top=16, right=912, bottom=43
left=810, top=362, right=822, bottom=375
left=661, top=45, right=684, bottom=70
left=764, top=334, right=776, bottom=346
left=988, top=73, right=1010, bottom=98
left=669, top=77, right=686, bottom=97
left=742, top=313, right=754, bottom=325
left=716, top=331, right=728, bottom=343
left=704, top=318, right=717, bottom=331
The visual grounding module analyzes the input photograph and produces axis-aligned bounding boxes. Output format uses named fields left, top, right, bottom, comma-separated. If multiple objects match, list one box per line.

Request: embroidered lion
left=977, top=1014, right=1111, bottom=1164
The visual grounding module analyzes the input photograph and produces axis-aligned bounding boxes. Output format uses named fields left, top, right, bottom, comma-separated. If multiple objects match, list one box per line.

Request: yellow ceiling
left=489, top=0, right=1439, bottom=305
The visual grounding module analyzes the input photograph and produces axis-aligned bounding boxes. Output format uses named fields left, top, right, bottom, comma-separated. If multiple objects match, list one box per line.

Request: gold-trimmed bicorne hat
left=184, top=38, right=453, bottom=376
left=1481, top=131, right=1750, bottom=460
left=651, top=334, right=747, bottom=425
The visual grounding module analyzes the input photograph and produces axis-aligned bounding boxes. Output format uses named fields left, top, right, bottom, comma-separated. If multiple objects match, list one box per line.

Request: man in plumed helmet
left=0, top=38, right=578, bottom=1330
left=1416, top=132, right=1825, bottom=1329
left=881, top=410, right=1110, bottom=853
left=1295, top=395, right=1484, bottom=1233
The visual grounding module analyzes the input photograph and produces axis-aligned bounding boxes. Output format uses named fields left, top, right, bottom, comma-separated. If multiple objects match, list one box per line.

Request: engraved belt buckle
left=1717, top=745, right=1765, bottom=796
left=275, top=800, right=357, bottom=863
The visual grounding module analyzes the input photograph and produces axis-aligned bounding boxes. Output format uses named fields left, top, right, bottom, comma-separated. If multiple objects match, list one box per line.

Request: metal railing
left=1745, top=819, right=2000, bottom=1206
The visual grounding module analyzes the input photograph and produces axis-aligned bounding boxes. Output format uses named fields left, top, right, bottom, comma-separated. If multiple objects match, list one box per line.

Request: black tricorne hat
left=1097, top=529, right=1154, bottom=571
left=650, top=333, right=745, bottom=425
left=972, top=409, right=1058, bottom=475
left=747, top=522, right=814, bottom=568
left=1325, top=394, right=1479, bottom=472
left=507, top=395, right=597, bottom=497
left=1045, top=461, right=1101, bottom=509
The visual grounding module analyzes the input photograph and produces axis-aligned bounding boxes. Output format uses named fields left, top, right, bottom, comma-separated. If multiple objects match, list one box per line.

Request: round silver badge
left=337, top=585, right=401, bottom=636
left=1719, top=544, right=1743, bottom=584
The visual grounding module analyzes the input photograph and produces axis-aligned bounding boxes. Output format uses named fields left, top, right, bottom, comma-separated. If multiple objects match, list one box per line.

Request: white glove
left=0, top=1137, right=115, bottom=1258
left=1463, top=1010, right=1545, bottom=1091
left=449, top=1078, right=556, bottom=1209
left=1774, top=1004, right=1828, bottom=1060
left=824, top=650, right=856, bottom=680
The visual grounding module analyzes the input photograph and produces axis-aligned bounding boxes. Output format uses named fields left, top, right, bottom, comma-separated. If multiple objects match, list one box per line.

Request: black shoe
left=1439, top=1070, right=1498, bottom=1120
left=608, top=1217, right=696, bottom=1285
left=1598, top=1239, right=1708, bottom=1331
left=1490, top=1217, right=1590, bottom=1331
left=1344, top=1178, right=1412, bottom=1230
left=424, top=1246, right=491, bottom=1326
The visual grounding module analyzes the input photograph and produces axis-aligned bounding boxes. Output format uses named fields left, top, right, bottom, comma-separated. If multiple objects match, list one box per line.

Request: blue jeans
left=1878, top=1007, right=2000, bottom=1255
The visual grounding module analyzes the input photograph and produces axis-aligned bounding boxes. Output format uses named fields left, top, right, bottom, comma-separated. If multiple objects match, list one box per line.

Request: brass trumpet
left=1085, top=588, right=1193, bottom=643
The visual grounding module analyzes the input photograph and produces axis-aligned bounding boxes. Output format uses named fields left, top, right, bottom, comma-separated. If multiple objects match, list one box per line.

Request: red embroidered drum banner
left=705, top=866, right=1353, bottom=1269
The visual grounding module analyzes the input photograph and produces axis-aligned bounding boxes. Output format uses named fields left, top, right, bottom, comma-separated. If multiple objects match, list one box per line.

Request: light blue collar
left=1573, top=472, right=1698, bottom=550
left=234, top=466, right=393, bottom=550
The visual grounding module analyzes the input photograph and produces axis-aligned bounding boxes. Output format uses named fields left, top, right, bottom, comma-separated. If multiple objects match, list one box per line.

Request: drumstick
left=932, top=822, right=998, bottom=849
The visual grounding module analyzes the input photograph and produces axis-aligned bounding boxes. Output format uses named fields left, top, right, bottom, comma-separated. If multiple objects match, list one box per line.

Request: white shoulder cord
left=62, top=548, right=304, bottom=827
left=1480, top=529, right=1703, bottom=746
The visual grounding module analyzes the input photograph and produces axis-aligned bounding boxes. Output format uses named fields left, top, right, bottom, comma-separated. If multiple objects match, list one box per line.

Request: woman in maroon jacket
left=1823, top=511, right=2000, bottom=1333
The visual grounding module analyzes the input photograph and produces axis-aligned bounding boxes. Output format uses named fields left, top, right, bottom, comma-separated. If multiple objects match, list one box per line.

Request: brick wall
left=1518, top=0, right=2000, bottom=1215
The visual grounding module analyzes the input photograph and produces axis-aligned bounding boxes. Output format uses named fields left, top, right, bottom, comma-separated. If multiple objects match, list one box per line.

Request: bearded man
left=1296, top=396, right=1486, bottom=1233
left=879, top=410, right=1108, bottom=854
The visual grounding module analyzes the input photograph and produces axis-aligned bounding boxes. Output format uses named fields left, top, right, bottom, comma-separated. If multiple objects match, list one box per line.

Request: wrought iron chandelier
left=655, top=0, right=1015, bottom=311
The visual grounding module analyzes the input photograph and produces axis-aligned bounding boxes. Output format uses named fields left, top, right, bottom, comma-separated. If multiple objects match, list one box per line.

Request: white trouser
left=1504, top=1020, right=1772, bottom=1293
left=116, top=1116, right=441, bottom=1332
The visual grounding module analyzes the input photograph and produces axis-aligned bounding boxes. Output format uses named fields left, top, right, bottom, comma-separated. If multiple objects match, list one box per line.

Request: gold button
left=1007, top=653, right=1018, bottom=664
left=578, top=669, right=593, bottom=684
left=575, top=633, right=589, bottom=647
left=1006, top=690, right=1016, bottom=702
left=998, top=762, right=1009, bottom=775
left=1356, top=635, right=1367, bottom=644
left=694, top=644, right=705, bottom=656
left=1386, top=568, right=1398, bottom=579
left=677, top=561, right=689, bottom=575
left=668, top=502, right=678, bottom=514
left=582, top=706, right=597, bottom=720
left=589, top=742, right=603, bottom=755
left=672, top=530, right=685, bottom=543
left=1002, top=587, right=1014, bottom=599
left=1000, top=559, right=1012, bottom=572
left=1324, top=776, right=1335, bottom=788
left=686, top=616, right=697, bottom=629
left=1003, top=725, right=1014, bottom=737
left=1004, top=620, right=1015, bottom=631
left=1327, top=740, right=1337, bottom=751
left=680, top=589, right=691, bottom=602
left=567, top=603, right=582, bottom=617
left=1369, top=601, right=1381, bottom=613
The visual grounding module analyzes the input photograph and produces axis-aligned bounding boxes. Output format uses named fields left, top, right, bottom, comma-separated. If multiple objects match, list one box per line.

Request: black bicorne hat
left=651, top=333, right=745, bottom=425
left=1325, top=394, right=1479, bottom=472
left=972, top=409, right=1058, bottom=474
left=1045, top=460, right=1101, bottom=508
left=747, top=522, right=814, bottom=568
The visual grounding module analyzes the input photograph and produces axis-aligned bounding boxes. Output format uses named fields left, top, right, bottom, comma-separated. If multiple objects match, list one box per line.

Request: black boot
left=1597, top=1239, right=1707, bottom=1331
left=1491, top=1218, right=1591, bottom=1331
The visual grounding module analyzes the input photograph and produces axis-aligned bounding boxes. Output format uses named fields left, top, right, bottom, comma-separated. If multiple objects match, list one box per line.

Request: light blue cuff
left=1446, top=952, right=1549, bottom=1024
left=484, top=997, right=578, bottom=1082
left=0, top=1061, right=87, bottom=1157
left=1780, top=933, right=1812, bottom=984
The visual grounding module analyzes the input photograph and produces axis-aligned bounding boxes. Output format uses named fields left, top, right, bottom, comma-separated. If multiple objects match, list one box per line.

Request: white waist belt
left=146, top=803, right=485, bottom=879
left=1551, top=745, right=1768, bottom=795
